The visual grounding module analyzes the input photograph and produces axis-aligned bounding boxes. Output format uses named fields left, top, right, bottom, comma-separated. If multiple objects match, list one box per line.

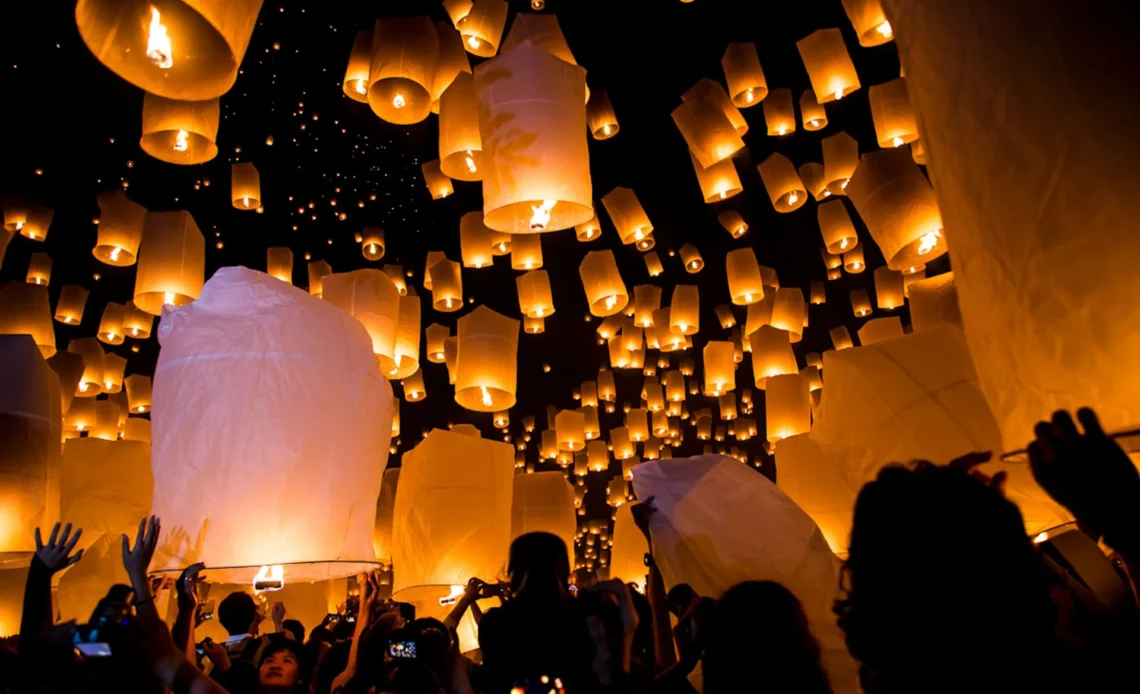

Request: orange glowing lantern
left=690, top=151, right=742, bottom=204
left=717, top=210, right=748, bottom=238
left=510, top=233, right=543, bottom=270
left=726, top=248, right=764, bottom=306
left=368, top=17, right=438, bottom=125
left=54, top=285, right=89, bottom=325
left=797, top=28, right=861, bottom=104
left=429, top=259, right=463, bottom=313
left=679, top=243, right=704, bottom=273
left=517, top=270, right=555, bottom=319
left=673, top=94, right=744, bottom=168
left=362, top=228, right=385, bottom=261
left=459, top=212, right=494, bottom=269
left=874, top=267, right=905, bottom=309
left=841, top=0, right=893, bottom=47
left=757, top=153, right=807, bottom=212
left=454, top=306, right=519, bottom=412
left=133, top=211, right=204, bottom=316
left=669, top=285, right=700, bottom=336
left=722, top=42, right=768, bottom=108
left=457, top=0, right=507, bottom=58
left=342, top=30, right=372, bottom=103
left=439, top=73, right=482, bottom=181
left=763, top=88, right=796, bottom=136
left=765, top=373, right=811, bottom=443
left=800, top=90, right=828, bottom=131
left=97, top=303, right=126, bottom=346
left=231, top=162, right=261, bottom=210
left=843, top=245, right=866, bottom=274
left=601, top=187, right=653, bottom=246
left=139, top=93, right=219, bottom=165
left=822, top=131, right=859, bottom=196
left=421, top=160, right=454, bottom=200
left=587, top=90, right=620, bottom=140
left=749, top=326, right=796, bottom=389
left=850, top=288, right=873, bottom=317
left=94, top=190, right=145, bottom=267
left=579, top=251, right=629, bottom=317
left=869, top=77, right=918, bottom=149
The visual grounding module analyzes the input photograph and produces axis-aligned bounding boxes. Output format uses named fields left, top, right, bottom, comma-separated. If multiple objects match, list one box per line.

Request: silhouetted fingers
left=1076, top=407, right=1105, bottom=438
left=1052, top=410, right=1080, bottom=443
left=63, top=528, right=82, bottom=556
left=48, top=522, right=60, bottom=547
left=134, top=518, right=146, bottom=553
left=67, top=550, right=84, bottom=567
left=35, top=527, right=44, bottom=552
left=1033, top=422, right=1057, bottom=462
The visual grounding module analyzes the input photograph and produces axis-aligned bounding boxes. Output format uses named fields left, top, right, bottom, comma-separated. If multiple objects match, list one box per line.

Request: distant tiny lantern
left=362, top=228, right=385, bottom=261
left=869, top=78, right=918, bottom=149
left=97, top=302, right=126, bottom=345
left=846, top=148, right=947, bottom=272
left=722, top=42, right=767, bottom=107
left=139, top=94, right=219, bottom=165
left=231, top=163, right=261, bottom=210
left=475, top=41, right=592, bottom=233
left=133, top=211, right=204, bottom=316
left=703, top=342, right=736, bottom=395
left=457, top=0, right=508, bottom=57
left=717, top=210, right=748, bottom=238
left=94, top=190, right=145, bottom=266
left=430, top=259, right=463, bottom=312
left=0, top=284, right=55, bottom=358
left=517, top=270, right=555, bottom=319
left=874, top=267, right=905, bottom=309
left=822, top=131, right=859, bottom=196
left=643, top=252, right=664, bottom=277
left=455, top=306, right=519, bottom=412
left=601, top=187, right=653, bottom=246
left=763, top=88, right=796, bottom=136
left=511, top=233, right=543, bottom=270
left=757, top=153, right=807, bottom=212
left=579, top=251, right=629, bottom=317
left=797, top=28, right=861, bottom=104
left=843, top=244, right=866, bottom=273
left=850, top=288, right=873, bottom=317
left=679, top=243, right=704, bottom=273
left=840, top=0, right=893, bottom=47
left=587, top=90, right=620, bottom=140
left=421, top=160, right=454, bottom=200
left=342, top=30, right=372, bottom=103
left=368, top=17, right=439, bottom=125
left=54, top=285, right=89, bottom=325
left=439, top=73, right=482, bottom=181
left=669, top=285, right=700, bottom=336
left=766, top=373, right=811, bottom=443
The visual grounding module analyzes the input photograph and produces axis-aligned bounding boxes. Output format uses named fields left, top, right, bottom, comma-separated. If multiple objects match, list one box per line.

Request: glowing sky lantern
left=757, top=153, right=807, bottom=213
left=430, top=258, right=463, bottom=313
left=93, top=190, right=146, bottom=267
left=454, top=306, right=519, bottom=412
left=0, top=283, right=56, bottom=358
left=763, top=88, right=796, bottom=136
left=817, top=199, right=859, bottom=254
left=797, top=28, right=861, bottom=104
left=133, top=211, right=204, bottom=316
left=722, top=42, right=768, bottom=108
left=822, top=131, right=860, bottom=196
left=421, top=160, right=454, bottom=200
left=841, top=0, right=894, bottom=47
left=800, top=90, right=828, bottom=131
left=579, top=250, right=629, bottom=317
left=869, top=78, right=919, bottom=149
left=459, top=212, right=494, bottom=268
left=323, top=269, right=401, bottom=371
left=368, top=17, right=439, bottom=125
left=669, top=285, right=700, bottom=336
left=54, top=285, right=89, bottom=326
left=230, top=162, right=261, bottom=210
left=517, top=270, right=555, bottom=319
left=25, top=253, right=52, bottom=286
left=140, top=94, right=219, bottom=165
left=601, top=187, right=653, bottom=245
left=430, top=20, right=472, bottom=114
left=342, top=30, right=372, bottom=103
left=457, top=0, right=508, bottom=57
left=726, top=248, right=764, bottom=306
left=361, top=228, right=385, bottom=262
left=439, top=73, right=482, bottom=181
left=587, top=90, right=620, bottom=140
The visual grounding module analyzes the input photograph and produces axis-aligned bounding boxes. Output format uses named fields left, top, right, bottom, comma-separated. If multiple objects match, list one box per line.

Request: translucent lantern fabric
left=454, top=306, right=519, bottom=412
left=323, top=269, right=401, bottom=368
left=0, top=283, right=56, bottom=358
left=673, top=90, right=744, bottom=168
left=510, top=471, right=575, bottom=564
left=770, top=288, right=805, bottom=342
left=575, top=214, right=601, bottom=242
left=556, top=410, right=586, bottom=452
left=796, top=28, right=861, bottom=103
left=517, top=270, right=554, bottom=318
left=510, top=233, right=543, bottom=270
left=631, top=456, right=858, bottom=694
left=750, top=326, right=797, bottom=389
left=841, top=0, right=893, bottom=46
left=679, top=243, right=703, bottom=273
left=908, top=272, right=962, bottom=334
left=75, top=0, right=261, bottom=100
left=431, top=21, right=471, bottom=112
left=457, top=0, right=508, bottom=57
left=230, top=162, right=261, bottom=210
left=460, top=212, right=494, bottom=268
left=587, top=90, right=620, bottom=140
left=763, top=88, right=796, bottom=136
left=368, top=17, right=439, bottom=125
left=439, top=73, right=483, bottom=180
left=775, top=434, right=859, bottom=556
left=843, top=245, right=866, bottom=274
left=757, top=153, right=807, bottom=212
left=608, top=504, right=648, bottom=592
left=124, top=374, right=152, bottom=414
left=858, top=317, right=904, bottom=345
left=342, top=30, right=372, bottom=102
left=800, top=162, right=829, bottom=202
left=601, top=187, right=653, bottom=245
left=874, top=266, right=905, bottom=309
left=421, top=160, right=454, bottom=200
left=392, top=428, right=513, bottom=600
left=669, top=285, right=700, bottom=336
left=822, top=132, right=859, bottom=196
left=54, top=285, right=89, bottom=325
left=690, top=150, right=742, bottom=203
left=703, top=342, right=735, bottom=395
left=579, top=251, right=629, bottom=317
left=139, top=93, right=220, bottom=165
left=308, top=260, right=332, bottom=298
left=717, top=210, right=748, bottom=238
left=430, top=259, right=463, bottom=312
left=800, top=90, right=828, bottom=131
left=373, top=469, right=400, bottom=563
left=25, top=254, right=51, bottom=286
left=818, top=199, right=859, bottom=254
left=133, top=211, right=204, bottom=316
left=150, top=267, right=392, bottom=583
left=94, top=190, right=146, bottom=266
left=425, top=324, right=450, bottom=363
left=882, top=0, right=1140, bottom=449
left=721, top=42, right=767, bottom=107
left=869, top=77, right=918, bottom=148
left=767, top=373, right=810, bottom=443
left=475, top=41, right=592, bottom=233
left=0, top=336, right=61, bottom=561
left=850, top=288, right=872, bottom=317
left=266, top=248, right=293, bottom=282
left=361, top=229, right=385, bottom=261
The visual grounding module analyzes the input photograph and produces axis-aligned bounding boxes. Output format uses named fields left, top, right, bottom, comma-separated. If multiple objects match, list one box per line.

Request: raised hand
left=272, top=601, right=287, bottom=627
left=122, top=516, right=162, bottom=585
left=176, top=562, right=206, bottom=611
left=630, top=496, right=656, bottom=543
left=1029, top=408, right=1140, bottom=552
left=34, top=522, right=84, bottom=574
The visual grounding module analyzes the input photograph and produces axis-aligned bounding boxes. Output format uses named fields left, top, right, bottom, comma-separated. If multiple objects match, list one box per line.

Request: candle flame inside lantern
left=777, top=125, right=788, bottom=135
left=439, top=584, right=466, bottom=606
left=253, top=565, right=285, bottom=591
left=892, top=136, right=904, bottom=147
left=465, top=151, right=477, bottom=173
left=745, top=88, right=754, bottom=103
left=78, top=381, right=90, bottom=393
left=467, top=35, right=480, bottom=49
left=146, top=6, right=173, bottom=69
left=392, top=93, right=406, bottom=109
left=109, top=246, right=122, bottom=262
left=481, top=385, right=493, bottom=407
left=354, top=79, right=366, bottom=95
left=173, top=129, right=189, bottom=152
left=242, top=197, right=250, bottom=208
left=63, top=316, right=72, bottom=324
left=131, top=327, right=139, bottom=336
left=602, top=124, right=611, bottom=136
left=876, top=21, right=893, bottom=38
left=604, top=295, right=618, bottom=311
left=917, top=231, right=942, bottom=256
left=163, top=291, right=176, bottom=306
left=787, top=191, right=799, bottom=205
left=529, top=200, right=557, bottom=231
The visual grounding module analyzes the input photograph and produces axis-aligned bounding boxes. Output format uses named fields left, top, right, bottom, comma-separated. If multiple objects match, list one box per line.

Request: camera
left=386, top=639, right=417, bottom=659
left=73, top=584, right=135, bottom=658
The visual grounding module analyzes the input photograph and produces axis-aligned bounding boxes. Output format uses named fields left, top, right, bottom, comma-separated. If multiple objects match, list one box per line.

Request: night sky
left=0, top=0, right=945, bottom=552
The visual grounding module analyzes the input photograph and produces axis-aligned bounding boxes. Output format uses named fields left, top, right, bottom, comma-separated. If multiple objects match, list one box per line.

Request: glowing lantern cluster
left=454, top=306, right=518, bottom=412
left=133, top=211, right=205, bottom=316
left=139, top=93, right=219, bottom=165
left=94, top=191, right=146, bottom=266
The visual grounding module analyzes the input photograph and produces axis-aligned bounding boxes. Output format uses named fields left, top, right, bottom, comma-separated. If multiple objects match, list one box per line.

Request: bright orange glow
left=146, top=6, right=173, bottom=69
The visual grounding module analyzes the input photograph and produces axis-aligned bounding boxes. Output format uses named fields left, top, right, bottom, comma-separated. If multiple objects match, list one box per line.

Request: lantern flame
left=892, top=136, right=904, bottom=148
left=839, top=238, right=849, bottom=250
left=834, top=88, right=844, bottom=101
left=63, top=316, right=72, bottom=324
left=440, top=584, right=467, bottom=606
left=253, top=565, right=285, bottom=591
left=392, top=93, right=406, bottom=109
left=529, top=200, right=557, bottom=231
left=15, top=221, right=23, bottom=230
left=106, top=332, right=116, bottom=342
left=480, top=385, right=493, bottom=407
left=465, top=151, right=477, bottom=173
left=536, top=307, right=544, bottom=317
left=851, top=262, right=862, bottom=270
left=823, top=190, right=831, bottom=198
left=137, top=405, right=145, bottom=412
left=467, top=35, right=480, bottom=49
left=744, top=88, right=754, bottom=104
left=787, top=191, right=799, bottom=205
left=109, top=246, right=122, bottom=261
left=917, top=231, right=941, bottom=256
left=602, top=124, right=611, bottom=136
left=104, top=380, right=113, bottom=389
left=163, top=291, right=176, bottom=306
left=131, top=327, right=139, bottom=336
left=841, top=179, right=850, bottom=190
left=173, top=129, right=189, bottom=152
left=78, top=381, right=90, bottom=393
left=808, top=119, right=821, bottom=129
left=354, top=79, right=366, bottom=95
left=146, top=6, right=173, bottom=69
left=876, top=21, right=893, bottom=38
left=242, top=196, right=250, bottom=208
left=777, top=125, right=788, bottom=136
left=744, top=293, right=752, bottom=303
left=604, top=295, right=618, bottom=311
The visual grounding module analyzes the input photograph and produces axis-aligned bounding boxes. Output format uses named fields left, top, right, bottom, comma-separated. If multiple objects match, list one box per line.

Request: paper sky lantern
left=601, top=187, right=653, bottom=245
left=722, top=42, right=767, bottom=107
left=54, top=285, right=88, bottom=325
left=150, top=267, right=391, bottom=584
left=633, top=285, right=662, bottom=328
left=556, top=409, right=586, bottom=452
left=12, top=203, right=51, bottom=242
left=668, top=285, right=699, bottom=337
left=584, top=439, right=608, bottom=471
left=799, top=162, right=829, bottom=202
left=392, top=429, right=512, bottom=600
left=849, top=288, right=873, bottom=317
left=822, top=131, right=859, bottom=195
left=323, top=269, right=401, bottom=368
left=361, top=228, right=385, bottom=261
left=587, top=90, right=620, bottom=140
left=431, top=21, right=471, bottom=112
left=500, top=12, right=579, bottom=68
left=799, top=90, right=828, bottom=131
left=672, top=94, right=744, bottom=168
left=679, top=243, right=704, bottom=273
left=133, top=211, right=204, bottom=316
left=372, top=469, right=400, bottom=563
left=75, top=0, right=261, bottom=100
left=757, top=153, right=807, bottom=213
left=230, top=162, right=260, bottom=210
left=475, top=41, right=592, bottom=234
left=874, top=266, right=905, bottom=309
left=858, top=317, right=904, bottom=346
left=124, top=374, right=151, bottom=415
left=842, top=0, right=893, bottom=46
left=725, top=248, right=764, bottom=306
left=489, top=230, right=511, bottom=256
left=749, top=326, right=797, bottom=389
left=425, top=324, right=450, bottom=364
left=264, top=249, right=293, bottom=284
left=382, top=265, right=406, bottom=295
left=454, top=306, right=519, bottom=412
left=770, top=288, right=805, bottom=342
left=342, top=29, right=372, bottom=102
left=797, top=28, right=860, bottom=104
left=510, top=233, right=543, bottom=270
left=683, top=78, right=748, bottom=136
left=25, top=253, right=51, bottom=286
left=643, top=252, right=663, bottom=277
left=869, top=77, right=918, bottom=148
left=846, top=148, right=946, bottom=272
left=460, top=212, right=494, bottom=268
left=430, top=259, right=463, bottom=312
left=457, top=0, right=507, bottom=57
left=827, top=326, right=852, bottom=352
left=611, top=427, right=635, bottom=460
left=94, top=190, right=145, bottom=266
left=626, top=408, right=649, bottom=442
left=511, top=471, right=575, bottom=565
left=579, top=250, right=629, bottom=317
left=389, top=293, right=422, bottom=379
left=703, top=342, right=736, bottom=396
left=843, top=245, right=865, bottom=273
left=139, top=93, right=219, bottom=165
left=715, top=305, right=736, bottom=329
left=598, top=370, right=617, bottom=402
left=744, top=295, right=774, bottom=339
left=439, top=73, right=483, bottom=180
left=68, top=338, right=105, bottom=398
left=0, top=284, right=55, bottom=358
left=575, top=214, right=601, bottom=242
left=581, top=381, right=599, bottom=408
left=420, top=160, right=454, bottom=200
left=818, top=199, right=859, bottom=254
left=689, top=151, right=742, bottom=204
left=524, top=316, right=544, bottom=334
left=96, top=302, right=125, bottom=346
left=443, top=0, right=473, bottom=28
left=776, top=434, right=858, bottom=556
left=308, top=260, right=332, bottom=298
left=123, top=417, right=150, bottom=443
left=88, top=401, right=121, bottom=441
left=631, top=456, right=858, bottom=691
left=368, top=17, right=438, bottom=125
left=762, top=87, right=796, bottom=137
left=717, top=210, right=748, bottom=239
left=766, top=373, right=810, bottom=443
left=0, top=336, right=61, bottom=561
left=517, top=270, right=555, bottom=319
left=402, top=369, right=426, bottom=402
left=2, top=194, right=28, bottom=235
left=908, top=273, right=961, bottom=334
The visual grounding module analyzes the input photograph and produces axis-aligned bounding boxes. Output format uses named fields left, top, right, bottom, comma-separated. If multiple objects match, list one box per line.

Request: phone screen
left=76, top=642, right=113, bottom=658
left=387, top=640, right=417, bottom=659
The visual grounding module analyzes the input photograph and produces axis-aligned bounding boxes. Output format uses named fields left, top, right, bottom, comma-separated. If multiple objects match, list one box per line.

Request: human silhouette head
left=507, top=532, right=570, bottom=598
left=218, top=591, right=259, bottom=637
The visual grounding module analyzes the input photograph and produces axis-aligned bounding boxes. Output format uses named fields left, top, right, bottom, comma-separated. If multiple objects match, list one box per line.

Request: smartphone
left=198, top=599, right=216, bottom=622
left=75, top=642, right=112, bottom=658
left=326, top=612, right=341, bottom=623
left=387, top=640, right=417, bottom=659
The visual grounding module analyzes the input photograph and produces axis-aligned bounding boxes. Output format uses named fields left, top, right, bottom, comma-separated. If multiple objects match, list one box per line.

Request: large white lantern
left=510, top=471, right=575, bottom=565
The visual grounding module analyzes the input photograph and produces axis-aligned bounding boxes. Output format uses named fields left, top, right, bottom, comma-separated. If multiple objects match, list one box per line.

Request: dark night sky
left=0, top=0, right=944, bottom=544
